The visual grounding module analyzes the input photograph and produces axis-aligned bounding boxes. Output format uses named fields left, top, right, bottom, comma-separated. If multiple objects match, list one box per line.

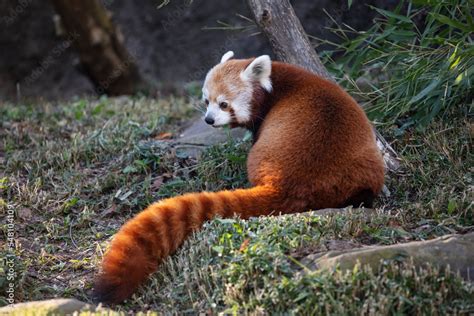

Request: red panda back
left=246, top=62, right=384, bottom=210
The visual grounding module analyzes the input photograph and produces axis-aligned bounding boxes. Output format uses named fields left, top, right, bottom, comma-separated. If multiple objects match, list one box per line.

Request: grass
left=0, top=96, right=472, bottom=314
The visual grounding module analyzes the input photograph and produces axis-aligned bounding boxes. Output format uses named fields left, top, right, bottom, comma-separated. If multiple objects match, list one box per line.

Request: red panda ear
left=241, top=55, right=272, bottom=92
left=220, top=51, right=234, bottom=64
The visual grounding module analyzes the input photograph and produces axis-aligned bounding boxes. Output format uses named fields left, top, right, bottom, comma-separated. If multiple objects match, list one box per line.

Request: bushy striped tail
left=93, top=185, right=279, bottom=304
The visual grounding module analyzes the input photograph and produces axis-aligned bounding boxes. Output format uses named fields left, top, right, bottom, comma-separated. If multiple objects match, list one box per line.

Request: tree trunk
left=247, top=0, right=401, bottom=173
left=50, top=0, right=146, bottom=96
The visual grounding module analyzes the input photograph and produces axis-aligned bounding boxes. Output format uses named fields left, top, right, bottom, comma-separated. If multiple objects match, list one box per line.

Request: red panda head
left=202, top=51, right=272, bottom=128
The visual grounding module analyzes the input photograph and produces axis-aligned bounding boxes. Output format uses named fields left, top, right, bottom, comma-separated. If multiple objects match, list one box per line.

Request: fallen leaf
left=18, top=208, right=33, bottom=220
left=118, top=190, right=133, bottom=201
left=239, top=239, right=250, bottom=252
left=155, top=132, right=173, bottom=140
left=152, top=176, right=164, bottom=191
left=101, top=204, right=117, bottom=217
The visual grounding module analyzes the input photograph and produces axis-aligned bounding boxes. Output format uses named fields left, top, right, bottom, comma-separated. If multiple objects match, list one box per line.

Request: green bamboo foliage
left=325, top=0, right=473, bottom=131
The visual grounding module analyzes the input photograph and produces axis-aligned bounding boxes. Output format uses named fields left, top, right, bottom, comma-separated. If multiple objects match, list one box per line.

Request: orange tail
left=93, top=185, right=279, bottom=304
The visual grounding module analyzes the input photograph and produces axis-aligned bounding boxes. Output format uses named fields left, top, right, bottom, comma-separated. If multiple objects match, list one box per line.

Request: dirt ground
left=0, top=0, right=399, bottom=100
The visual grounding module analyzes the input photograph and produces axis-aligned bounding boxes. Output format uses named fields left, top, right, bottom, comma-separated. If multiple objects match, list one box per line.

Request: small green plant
left=324, top=0, right=473, bottom=131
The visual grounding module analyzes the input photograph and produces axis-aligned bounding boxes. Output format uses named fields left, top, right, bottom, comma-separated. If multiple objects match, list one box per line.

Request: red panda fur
left=93, top=59, right=385, bottom=304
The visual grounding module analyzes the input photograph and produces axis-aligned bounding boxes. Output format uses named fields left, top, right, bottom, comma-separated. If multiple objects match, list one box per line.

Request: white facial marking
left=205, top=102, right=231, bottom=127
left=202, top=87, right=209, bottom=100
left=216, top=95, right=227, bottom=104
left=203, top=66, right=216, bottom=95
left=231, top=85, right=252, bottom=122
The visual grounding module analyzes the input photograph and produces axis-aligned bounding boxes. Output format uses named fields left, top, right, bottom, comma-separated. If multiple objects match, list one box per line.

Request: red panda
left=93, top=51, right=385, bottom=304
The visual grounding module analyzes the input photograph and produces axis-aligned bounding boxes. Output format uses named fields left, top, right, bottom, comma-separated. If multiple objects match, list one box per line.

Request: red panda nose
left=205, top=116, right=215, bottom=125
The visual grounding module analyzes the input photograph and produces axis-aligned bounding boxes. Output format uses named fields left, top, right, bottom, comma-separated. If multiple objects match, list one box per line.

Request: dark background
left=0, top=0, right=397, bottom=100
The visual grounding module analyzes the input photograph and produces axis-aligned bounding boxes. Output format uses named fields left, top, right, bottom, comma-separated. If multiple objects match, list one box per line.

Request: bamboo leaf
left=372, top=7, right=412, bottom=23
left=408, top=79, right=440, bottom=104
left=430, top=13, right=472, bottom=32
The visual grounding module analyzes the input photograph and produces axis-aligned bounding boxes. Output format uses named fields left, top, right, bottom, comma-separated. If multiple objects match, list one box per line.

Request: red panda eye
left=219, top=102, right=228, bottom=109
left=204, top=99, right=209, bottom=105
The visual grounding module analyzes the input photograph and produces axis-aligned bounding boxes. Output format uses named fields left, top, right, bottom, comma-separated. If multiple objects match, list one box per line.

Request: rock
left=178, top=119, right=246, bottom=145
left=303, top=232, right=474, bottom=280
left=0, top=298, right=99, bottom=315
left=355, top=76, right=373, bottom=94
left=175, top=118, right=247, bottom=158
left=136, top=118, right=248, bottom=160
